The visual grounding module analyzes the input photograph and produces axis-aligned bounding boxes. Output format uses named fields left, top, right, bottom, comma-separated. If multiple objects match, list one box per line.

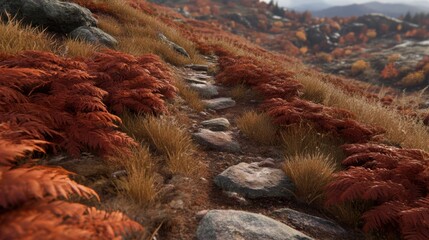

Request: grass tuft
left=64, top=39, right=99, bottom=58
left=175, top=80, right=205, bottom=112
left=282, top=154, right=337, bottom=206
left=115, top=146, right=159, bottom=208
left=0, top=18, right=53, bottom=54
left=236, top=111, right=278, bottom=145
left=121, top=112, right=199, bottom=176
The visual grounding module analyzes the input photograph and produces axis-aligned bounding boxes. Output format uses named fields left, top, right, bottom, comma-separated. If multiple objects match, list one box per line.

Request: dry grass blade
left=236, top=111, right=278, bottom=145
left=0, top=18, right=53, bottom=54
left=175, top=80, right=205, bottom=112
left=121, top=113, right=199, bottom=176
left=116, top=146, right=159, bottom=208
left=64, top=39, right=99, bottom=58
left=282, top=153, right=337, bottom=206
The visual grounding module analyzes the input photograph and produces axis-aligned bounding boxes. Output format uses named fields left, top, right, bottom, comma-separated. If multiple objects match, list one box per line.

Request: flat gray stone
left=196, top=210, right=314, bottom=240
left=214, top=162, right=294, bottom=199
left=193, top=129, right=240, bottom=153
left=70, top=26, right=117, bottom=48
left=184, top=77, right=208, bottom=84
left=185, top=64, right=209, bottom=71
left=273, top=208, right=347, bottom=236
left=203, top=97, right=236, bottom=110
left=190, top=83, right=218, bottom=98
left=0, top=0, right=97, bottom=33
left=159, top=33, right=190, bottom=58
left=201, top=118, right=230, bottom=131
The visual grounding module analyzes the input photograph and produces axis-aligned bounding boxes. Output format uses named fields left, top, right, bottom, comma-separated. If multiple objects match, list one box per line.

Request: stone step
left=190, top=83, right=219, bottom=98
left=214, top=162, right=294, bottom=199
left=192, top=129, right=240, bottom=153
left=201, top=118, right=230, bottom=131
left=202, top=97, right=236, bottom=110
left=196, top=210, right=314, bottom=240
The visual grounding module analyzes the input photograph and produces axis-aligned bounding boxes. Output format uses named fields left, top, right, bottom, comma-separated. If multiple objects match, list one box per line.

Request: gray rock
left=203, top=97, right=236, bottom=110
left=190, top=83, right=218, bottom=98
left=69, top=26, right=118, bottom=48
left=273, top=208, right=347, bottom=236
left=193, top=129, right=240, bottom=153
left=196, top=210, right=314, bottom=240
left=201, top=118, right=230, bottom=131
left=184, top=77, right=208, bottom=85
left=185, top=64, right=209, bottom=71
left=159, top=33, right=190, bottom=58
left=0, top=0, right=97, bottom=33
left=214, top=162, right=294, bottom=199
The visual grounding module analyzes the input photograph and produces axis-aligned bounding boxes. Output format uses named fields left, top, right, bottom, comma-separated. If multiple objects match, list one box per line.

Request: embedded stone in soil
left=192, top=129, right=240, bottom=153
left=214, top=162, right=294, bottom=199
left=196, top=209, right=314, bottom=240
left=201, top=118, right=231, bottom=131
left=190, top=83, right=219, bottom=98
left=202, top=97, right=236, bottom=110
left=273, top=208, right=347, bottom=236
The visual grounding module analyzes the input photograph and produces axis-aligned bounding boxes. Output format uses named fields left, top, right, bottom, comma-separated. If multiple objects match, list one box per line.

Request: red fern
left=263, top=98, right=385, bottom=143
left=326, top=143, right=429, bottom=238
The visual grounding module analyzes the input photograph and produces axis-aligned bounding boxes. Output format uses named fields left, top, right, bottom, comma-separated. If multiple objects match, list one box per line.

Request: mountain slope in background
left=313, top=1, right=429, bottom=18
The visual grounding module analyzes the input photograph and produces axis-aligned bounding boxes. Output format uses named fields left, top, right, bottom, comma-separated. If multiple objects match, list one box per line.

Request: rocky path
left=171, top=59, right=361, bottom=240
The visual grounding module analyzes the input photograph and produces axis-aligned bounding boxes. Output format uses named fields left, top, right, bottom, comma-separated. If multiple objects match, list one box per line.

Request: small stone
left=184, top=77, right=208, bottom=84
left=274, top=208, right=347, bottom=236
left=203, top=97, right=236, bottom=110
left=159, top=33, right=190, bottom=58
left=196, top=210, right=209, bottom=220
left=112, top=170, right=127, bottom=178
left=185, top=64, right=209, bottom=71
left=201, top=118, right=230, bottom=131
left=190, top=83, right=219, bottom=98
left=223, top=191, right=248, bottom=205
left=196, top=210, right=313, bottom=240
left=193, top=129, right=240, bottom=153
left=169, top=199, right=184, bottom=209
left=258, top=159, right=276, bottom=168
left=214, top=162, right=294, bottom=199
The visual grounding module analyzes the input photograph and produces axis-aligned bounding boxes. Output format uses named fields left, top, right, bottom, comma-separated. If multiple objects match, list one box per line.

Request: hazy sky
left=276, top=0, right=429, bottom=7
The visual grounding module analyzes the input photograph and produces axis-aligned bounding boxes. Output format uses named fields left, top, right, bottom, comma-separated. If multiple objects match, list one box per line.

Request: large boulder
left=0, top=0, right=97, bottom=33
left=196, top=210, right=314, bottom=240
left=70, top=26, right=118, bottom=48
left=214, top=162, right=294, bottom=199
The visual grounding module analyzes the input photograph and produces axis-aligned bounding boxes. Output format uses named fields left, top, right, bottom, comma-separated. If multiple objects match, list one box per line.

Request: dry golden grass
left=115, top=146, right=159, bottom=208
left=327, top=202, right=369, bottom=229
left=282, top=154, right=337, bottom=206
left=280, top=123, right=344, bottom=163
left=121, top=112, right=199, bottom=176
left=175, top=80, right=205, bottom=112
left=0, top=18, right=53, bottom=54
left=64, top=39, right=99, bottom=58
left=236, top=111, right=278, bottom=145
left=96, top=0, right=205, bottom=66
left=295, top=72, right=429, bottom=151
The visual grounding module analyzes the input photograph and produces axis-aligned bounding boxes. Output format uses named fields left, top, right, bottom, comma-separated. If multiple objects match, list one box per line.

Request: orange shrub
left=398, top=71, right=426, bottom=87
left=381, top=63, right=399, bottom=80
left=351, top=60, right=370, bottom=75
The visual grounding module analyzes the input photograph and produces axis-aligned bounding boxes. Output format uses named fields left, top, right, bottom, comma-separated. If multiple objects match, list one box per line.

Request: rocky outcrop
left=0, top=0, right=117, bottom=47
left=214, top=162, right=294, bottom=199
left=0, top=0, right=97, bottom=33
left=355, top=13, right=419, bottom=33
left=196, top=210, right=314, bottom=240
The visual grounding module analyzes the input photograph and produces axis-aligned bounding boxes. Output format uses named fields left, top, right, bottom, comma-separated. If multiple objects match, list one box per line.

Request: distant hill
left=313, top=1, right=429, bottom=18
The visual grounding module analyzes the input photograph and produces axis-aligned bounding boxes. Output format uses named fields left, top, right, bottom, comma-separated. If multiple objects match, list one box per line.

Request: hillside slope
left=1, top=0, right=429, bottom=239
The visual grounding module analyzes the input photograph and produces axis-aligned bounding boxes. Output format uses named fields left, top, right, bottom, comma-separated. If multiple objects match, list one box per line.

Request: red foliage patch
left=326, top=143, right=429, bottom=239
left=263, top=98, right=385, bottom=143
left=0, top=50, right=176, bottom=156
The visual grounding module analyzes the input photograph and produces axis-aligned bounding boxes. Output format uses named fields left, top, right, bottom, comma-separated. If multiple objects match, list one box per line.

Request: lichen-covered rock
left=0, top=0, right=97, bottom=33
left=196, top=210, right=314, bottom=240
left=214, top=162, right=294, bottom=199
